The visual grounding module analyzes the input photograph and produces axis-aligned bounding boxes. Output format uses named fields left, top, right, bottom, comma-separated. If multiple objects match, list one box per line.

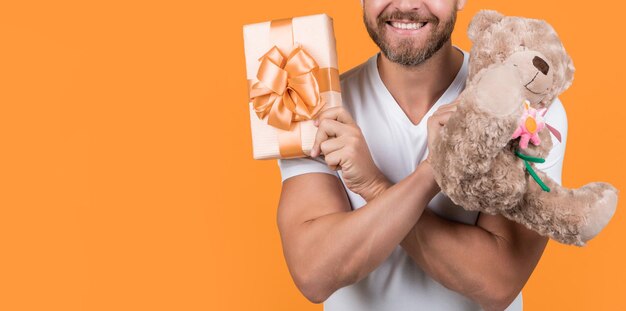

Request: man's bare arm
left=277, top=163, right=438, bottom=304
left=400, top=208, right=548, bottom=311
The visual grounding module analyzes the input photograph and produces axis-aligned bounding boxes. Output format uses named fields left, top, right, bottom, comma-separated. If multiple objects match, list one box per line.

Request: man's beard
left=364, top=10, right=456, bottom=67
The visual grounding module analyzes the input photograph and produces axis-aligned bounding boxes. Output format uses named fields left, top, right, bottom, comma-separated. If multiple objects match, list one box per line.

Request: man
left=276, top=0, right=568, bottom=310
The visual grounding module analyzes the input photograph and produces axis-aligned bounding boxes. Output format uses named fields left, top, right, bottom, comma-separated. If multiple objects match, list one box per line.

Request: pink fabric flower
left=511, top=100, right=547, bottom=149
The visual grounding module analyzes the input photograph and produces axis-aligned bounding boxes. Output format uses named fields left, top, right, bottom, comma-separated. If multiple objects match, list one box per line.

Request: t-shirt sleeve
left=277, top=155, right=339, bottom=183
left=534, top=97, right=568, bottom=186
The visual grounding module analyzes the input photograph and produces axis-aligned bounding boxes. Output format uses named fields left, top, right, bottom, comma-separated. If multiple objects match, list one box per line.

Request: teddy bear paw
left=580, top=186, right=618, bottom=243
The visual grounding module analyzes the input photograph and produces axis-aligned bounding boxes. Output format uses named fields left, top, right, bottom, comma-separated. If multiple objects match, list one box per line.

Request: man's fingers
left=323, top=149, right=342, bottom=171
left=436, top=111, right=455, bottom=126
left=314, top=106, right=355, bottom=125
left=319, top=136, right=345, bottom=156
left=433, top=103, right=458, bottom=115
left=440, top=101, right=459, bottom=109
left=311, top=119, right=348, bottom=157
left=429, top=111, right=455, bottom=127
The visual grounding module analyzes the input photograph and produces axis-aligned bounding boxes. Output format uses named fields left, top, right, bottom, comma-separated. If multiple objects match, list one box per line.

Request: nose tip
left=533, top=56, right=550, bottom=75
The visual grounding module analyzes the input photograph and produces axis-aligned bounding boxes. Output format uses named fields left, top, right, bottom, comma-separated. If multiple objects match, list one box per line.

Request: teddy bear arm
left=502, top=168, right=618, bottom=246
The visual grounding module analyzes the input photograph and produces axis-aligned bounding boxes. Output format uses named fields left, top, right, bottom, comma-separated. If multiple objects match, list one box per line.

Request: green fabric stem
left=514, top=150, right=550, bottom=192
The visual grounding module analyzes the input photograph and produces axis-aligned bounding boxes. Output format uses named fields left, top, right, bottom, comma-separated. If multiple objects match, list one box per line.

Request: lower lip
left=385, top=22, right=429, bottom=35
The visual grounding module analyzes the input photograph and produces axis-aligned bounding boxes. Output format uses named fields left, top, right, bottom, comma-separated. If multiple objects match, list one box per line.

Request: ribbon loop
left=284, top=47, right=318, bottom=76
left=257, top=57, right=288, bottom=95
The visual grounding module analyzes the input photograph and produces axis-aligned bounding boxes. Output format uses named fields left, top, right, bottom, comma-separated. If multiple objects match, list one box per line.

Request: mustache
left=377, top=11, right=436, bottom=24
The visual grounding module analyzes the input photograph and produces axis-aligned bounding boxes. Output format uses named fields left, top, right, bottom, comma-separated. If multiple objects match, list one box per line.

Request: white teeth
left=390, top=21, right=425, bottom=30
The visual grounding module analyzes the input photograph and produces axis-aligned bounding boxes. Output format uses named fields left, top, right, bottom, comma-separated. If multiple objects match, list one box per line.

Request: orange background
left=1, top=0, right=625, bottom=310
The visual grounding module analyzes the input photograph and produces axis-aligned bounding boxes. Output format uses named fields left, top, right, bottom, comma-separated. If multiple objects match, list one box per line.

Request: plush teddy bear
left=430, top=10, right=618, bottom=246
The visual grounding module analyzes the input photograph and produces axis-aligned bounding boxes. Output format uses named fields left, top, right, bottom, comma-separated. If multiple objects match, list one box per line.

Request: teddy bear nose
left=533, top=56, right=550, bottom=75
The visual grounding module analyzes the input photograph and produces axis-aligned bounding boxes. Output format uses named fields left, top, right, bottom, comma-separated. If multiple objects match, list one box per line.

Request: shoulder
left=545, top=97, right=568, bottom=131
left=340, top=57, right=370, bottom=81
left=335, top=56, right=374, bottom=116
left=546, top=97, right=567, bottom=119
left=339, top=56, right=372, bottom=91
left=534, top=97, right=568, bottom=183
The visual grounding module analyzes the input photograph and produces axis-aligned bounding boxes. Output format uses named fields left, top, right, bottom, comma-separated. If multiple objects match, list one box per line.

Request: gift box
left=243, top=14, right=343, bottom=160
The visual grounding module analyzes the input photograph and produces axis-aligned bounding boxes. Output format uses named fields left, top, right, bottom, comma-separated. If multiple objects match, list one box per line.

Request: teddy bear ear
left=468, top=10, right=504, bottom=42
left=562, top=54, right=575, bottom=90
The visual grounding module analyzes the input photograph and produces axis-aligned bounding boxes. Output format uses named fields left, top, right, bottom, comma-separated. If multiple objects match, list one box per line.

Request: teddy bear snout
left=533, top=56, right=550, bottom=75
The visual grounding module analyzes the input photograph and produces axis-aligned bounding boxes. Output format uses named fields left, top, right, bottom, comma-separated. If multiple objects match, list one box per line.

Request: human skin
left=277, top=1, right=549, bottom=310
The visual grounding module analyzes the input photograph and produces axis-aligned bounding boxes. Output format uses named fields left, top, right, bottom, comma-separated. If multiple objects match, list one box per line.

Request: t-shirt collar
left=367, top=45, right=469, bottom=130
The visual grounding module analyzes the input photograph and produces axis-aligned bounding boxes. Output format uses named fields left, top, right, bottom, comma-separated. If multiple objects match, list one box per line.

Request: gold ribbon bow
left=249, top=45, right=326, bottom=131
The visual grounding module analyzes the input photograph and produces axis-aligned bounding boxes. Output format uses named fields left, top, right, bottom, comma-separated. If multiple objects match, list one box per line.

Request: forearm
left=400, top=210, right=506, bottom=307
left=400, top=210, right=545, bottom=311
left=291, top=163, right=439, bottom=302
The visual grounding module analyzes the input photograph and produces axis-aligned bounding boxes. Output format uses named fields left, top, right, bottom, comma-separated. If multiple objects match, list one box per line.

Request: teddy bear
left=429, top=10, right=618, bottom=246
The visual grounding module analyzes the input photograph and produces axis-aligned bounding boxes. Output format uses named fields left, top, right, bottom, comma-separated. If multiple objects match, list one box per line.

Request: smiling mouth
left=523, top=72, right=547, bottom=95
left=386, top=20, right=427, bottom=30
left=524, top=85, right=544, bottom=95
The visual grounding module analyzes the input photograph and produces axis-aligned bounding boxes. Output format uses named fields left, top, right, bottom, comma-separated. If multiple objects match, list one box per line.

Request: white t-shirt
left=277, top=46, right=568, bottom=311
